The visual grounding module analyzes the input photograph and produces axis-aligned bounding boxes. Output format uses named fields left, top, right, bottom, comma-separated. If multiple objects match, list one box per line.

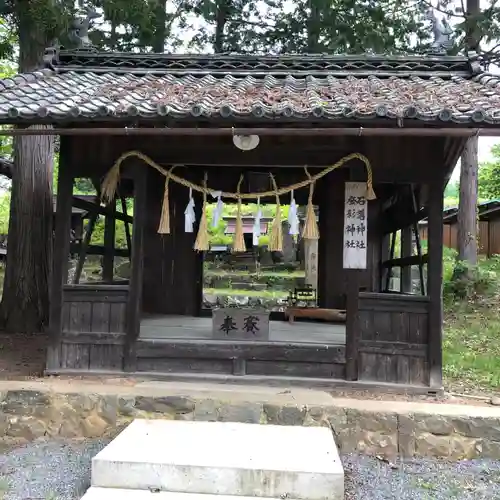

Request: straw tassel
left=158, top=168, right=174, bottom=234
left=268, top=173, right=283, bottom=252
left=302, top=167, right=319, bottom=240
left=194, top=174, right=209, bottom=252
left=101, top=161, right=121, bottom=204
left=232, top=175, right=246, bottom=253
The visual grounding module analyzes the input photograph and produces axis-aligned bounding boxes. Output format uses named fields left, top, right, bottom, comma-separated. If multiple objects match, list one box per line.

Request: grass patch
left=443, top=295, right=500, bottom=393
left=204, top=269, right=305, bottom=278
left=203, top=287, right=288, bottom=298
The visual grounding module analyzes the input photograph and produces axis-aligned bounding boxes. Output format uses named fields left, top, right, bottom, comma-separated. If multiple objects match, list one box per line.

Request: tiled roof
left=1, top=50, right=500, bottom=125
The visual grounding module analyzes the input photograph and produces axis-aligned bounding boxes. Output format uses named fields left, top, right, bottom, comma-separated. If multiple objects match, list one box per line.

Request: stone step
left=92, top=419, right=344, bottom=500
left=81, top=488, right=282, bottom=500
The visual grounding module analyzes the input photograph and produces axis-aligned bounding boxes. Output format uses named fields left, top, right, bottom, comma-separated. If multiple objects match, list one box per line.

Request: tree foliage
left=479, top=144, right=500, bottom=201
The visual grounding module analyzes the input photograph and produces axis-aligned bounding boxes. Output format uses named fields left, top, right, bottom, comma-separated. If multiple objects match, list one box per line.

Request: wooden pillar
left=103, top=210, right=116, bottom=282
left=427, top=177, right=444, bottom=389
left=304, top=239, right=318, bottom=291
left=345, top=270, right=360, bottom=381
left=400, top=226, right=413, bottom=293
left=124, top=166, right=147, bottom=372
left=47, top=137, right=74, bottom=371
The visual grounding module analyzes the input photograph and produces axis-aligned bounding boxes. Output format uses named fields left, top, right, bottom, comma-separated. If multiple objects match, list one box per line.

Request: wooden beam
left=381, top=254, right=428, bottom=269
left=411, top=187, right=426, bottom=295
left=120, top=194, right=132, bottom=257
left=427, top=177, right=445, bottom=389
left=70, top=243, right=129, bottom=258
left=0, top=126, right=492, bottom=137
left=103, top=210, right=116, bottom=282
left=47, top=137, right=74, bottom=371
left=124, top=165, right=147, bottom=371
left=73, top=210, right=99, bottom=284
left=400, top=226, right=413, bottom=293
left=345, top=270, right=360, bottom=381
left=384, top=231, right=397, bottom=291
left=72, top=196, right=133, bottom=224
left=382, top=207, right=427, bottom=234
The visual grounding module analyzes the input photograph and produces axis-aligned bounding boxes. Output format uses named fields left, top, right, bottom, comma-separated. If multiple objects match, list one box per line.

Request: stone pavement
left=0, top=379, right=499, bottom=460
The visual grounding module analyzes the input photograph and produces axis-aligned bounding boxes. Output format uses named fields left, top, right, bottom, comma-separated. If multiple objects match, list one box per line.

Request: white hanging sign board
left=343, top=182, right=368, bottom=269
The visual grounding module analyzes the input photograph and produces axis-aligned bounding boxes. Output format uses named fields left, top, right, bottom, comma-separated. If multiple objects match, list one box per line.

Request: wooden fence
left=419, top=218, right=500, bottom=257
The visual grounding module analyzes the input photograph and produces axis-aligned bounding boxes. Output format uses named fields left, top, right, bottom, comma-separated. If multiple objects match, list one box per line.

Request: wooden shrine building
left=1, top=40, right=500, bottom=392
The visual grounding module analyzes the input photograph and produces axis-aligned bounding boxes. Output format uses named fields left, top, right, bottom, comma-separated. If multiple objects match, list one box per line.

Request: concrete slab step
left=81, top=488, right=282, bottom=500
left=92, top=419, right=344, bottom=500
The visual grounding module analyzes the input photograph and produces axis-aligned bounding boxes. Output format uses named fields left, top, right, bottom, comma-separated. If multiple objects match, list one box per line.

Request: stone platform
left=87, top=419, right=343, bottom=499
left=0, top=379, right=500, bottom=460
left=82, top=491, right=283, bottom=500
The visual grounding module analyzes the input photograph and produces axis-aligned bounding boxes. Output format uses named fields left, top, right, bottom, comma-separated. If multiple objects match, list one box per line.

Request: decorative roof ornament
left=68, top=8, right=101, bottom=50
left=425, top=8, right=454, bottom=55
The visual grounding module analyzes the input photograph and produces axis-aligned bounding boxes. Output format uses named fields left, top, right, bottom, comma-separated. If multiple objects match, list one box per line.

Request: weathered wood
left=73, top=208, right=99, bottom=284
left=285, top=307, right=346, bottom=323
left=359, top=340, right=427, bottom=357
left=72, top=196, right=134, bottom=224
left=400, top=226, right=413, bottom=293
left=61, top=343, right=90, bottom=369
left=135, top=339, right=346, bottom=364
left=245, top=360, right=345, bottom=379
left=120, top=194, right=132, bottom=255
left=125, top=165, right=147, bottom=371
left=318, top=169, right=348, bottom=309
left=103, top=211, right=116, bottom=282
left=427, top=177, right=445, bottom=389
left=136, top=357, right=234, bottom=374
left=232, top=358, right=246, bottom=376
left=381, top=254, right=428, bottom=269
left=142, top=170, right=203, bottom=316
left=70, top=244, right=129, bottom=258
left=357, top=291, right=430, bottom=385
left=62, top=332, right=125, bottom=344
left=89, top=344, right=124, bottom=370
left=345, top=270, right=360, bottom=381
left=47, top=138, right=74, bottom=371
left=0, top=126, right=483, bottom=138
left=304, top=239, right=318, bottom=290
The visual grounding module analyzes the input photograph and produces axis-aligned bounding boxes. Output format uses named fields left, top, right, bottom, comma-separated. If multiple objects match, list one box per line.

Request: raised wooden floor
left=140, top=315, right=346, bottom=345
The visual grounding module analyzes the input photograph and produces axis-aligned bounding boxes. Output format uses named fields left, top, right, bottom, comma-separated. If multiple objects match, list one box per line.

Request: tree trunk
left=306, top=0, right=321, bottom=52
left=455, top=0, right=480, bottom=269
left=0, top=3, right=55, bottom=333
left=457, top=136, right=479, bottom=266
left=214, top=0, right=231, bottom=53
left=153, top=0, right=167, bottom=52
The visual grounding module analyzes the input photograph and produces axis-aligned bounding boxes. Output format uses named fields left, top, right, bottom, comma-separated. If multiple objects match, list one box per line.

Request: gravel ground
left=344, top=454, right=500, bottom=499
left=0, top=438, right=111, bottom=500
left=0, top=439, right=500, bottom=499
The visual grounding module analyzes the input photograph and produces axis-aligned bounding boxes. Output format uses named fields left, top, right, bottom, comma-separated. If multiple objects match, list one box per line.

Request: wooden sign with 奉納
left=212, top=308, right=270, bottom=341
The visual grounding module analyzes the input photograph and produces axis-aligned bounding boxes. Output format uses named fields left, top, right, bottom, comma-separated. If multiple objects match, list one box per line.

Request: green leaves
left=478, top=145, right=500, bottom=201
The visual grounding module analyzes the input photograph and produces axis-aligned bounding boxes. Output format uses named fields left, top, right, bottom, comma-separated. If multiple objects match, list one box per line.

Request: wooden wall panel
left=357, top=292, right=429, bottom=386
left=479, top=221, right=490, bottom=256
left=142, top=168, right=203, bottom=316
left=56, top=285, right=128, bottom=372
left=135, top=340, right=346, bottom=379
left=490, top=219, right=500, bottom=256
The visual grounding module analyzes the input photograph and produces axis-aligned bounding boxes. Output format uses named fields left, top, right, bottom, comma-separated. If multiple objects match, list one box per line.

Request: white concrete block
left=92, top=420, right=344, bottom=500
left=81, top=488, right=281, bottom=500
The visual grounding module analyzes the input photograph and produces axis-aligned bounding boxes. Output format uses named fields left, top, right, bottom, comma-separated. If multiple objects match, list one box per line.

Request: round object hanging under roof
left=233, top=134, right=260, bottom=151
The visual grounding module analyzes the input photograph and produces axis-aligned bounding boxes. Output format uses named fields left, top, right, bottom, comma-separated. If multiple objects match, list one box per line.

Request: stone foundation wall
left=1, top=389, right=500, bottom=460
